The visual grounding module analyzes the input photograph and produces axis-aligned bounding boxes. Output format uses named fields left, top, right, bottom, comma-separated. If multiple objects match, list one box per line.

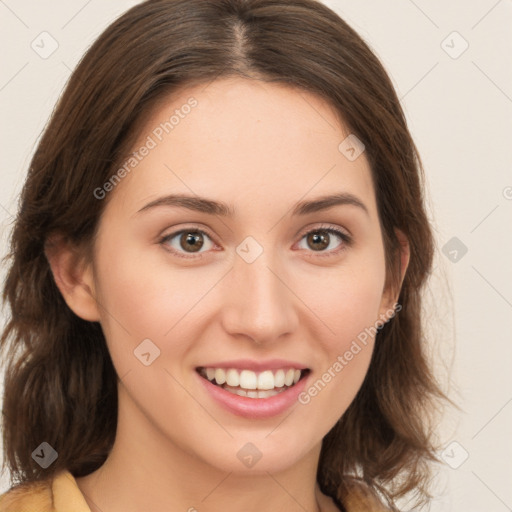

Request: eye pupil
left=180, top=232, right=204, bottom=252
left=308, top=231, right=329, bottom=251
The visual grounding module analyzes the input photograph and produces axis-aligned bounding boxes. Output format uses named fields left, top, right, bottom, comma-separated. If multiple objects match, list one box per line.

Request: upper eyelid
left=160, top=223, right=351, bottom=251
left=297, top=223, right=351, bottom=239
left=160, top=223, right=350, bottom=240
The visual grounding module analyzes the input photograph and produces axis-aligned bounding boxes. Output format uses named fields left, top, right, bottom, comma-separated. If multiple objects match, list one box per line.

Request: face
left=83, top=77, right=397, bottom=474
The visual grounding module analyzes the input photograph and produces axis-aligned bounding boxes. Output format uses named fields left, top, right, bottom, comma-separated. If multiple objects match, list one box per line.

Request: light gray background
left=1, top=1, right=511, bottom=510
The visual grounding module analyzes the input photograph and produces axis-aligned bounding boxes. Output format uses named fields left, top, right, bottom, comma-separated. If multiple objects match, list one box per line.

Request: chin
left=184, top=430, right=317, bottom=475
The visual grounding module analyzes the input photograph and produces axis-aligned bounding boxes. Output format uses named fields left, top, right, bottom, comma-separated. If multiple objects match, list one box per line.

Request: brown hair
left=1, top=0, right=448, bottom=509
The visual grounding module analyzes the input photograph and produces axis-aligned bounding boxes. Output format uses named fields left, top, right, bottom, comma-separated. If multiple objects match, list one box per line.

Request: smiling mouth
left=196, top=367, right=311, bottom=399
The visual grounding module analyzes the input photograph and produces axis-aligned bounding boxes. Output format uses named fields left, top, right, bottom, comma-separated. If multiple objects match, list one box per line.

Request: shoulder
left=0, top=478, right=53, bottom=512
left=343, top=478, right=395, bottom=512
left=0, top=470, right=91, bottom=512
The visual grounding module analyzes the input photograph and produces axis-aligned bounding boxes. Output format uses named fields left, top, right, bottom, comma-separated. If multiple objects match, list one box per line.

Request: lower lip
left=196, top=371, right=310, bottom=419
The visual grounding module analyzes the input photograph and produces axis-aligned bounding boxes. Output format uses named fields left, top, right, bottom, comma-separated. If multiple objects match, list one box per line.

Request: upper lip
left=196, top=359, right=310, bottom=372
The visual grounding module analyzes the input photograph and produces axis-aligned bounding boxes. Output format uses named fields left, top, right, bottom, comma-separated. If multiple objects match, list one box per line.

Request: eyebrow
left=136, top=192, right=369, bottom=217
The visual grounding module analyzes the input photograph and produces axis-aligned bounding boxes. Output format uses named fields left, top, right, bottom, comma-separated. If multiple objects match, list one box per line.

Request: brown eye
left=160, top=228, right=215, bottom=258
left=306, top=231, right=330, bottom=251
left=297, top=226, right=352, bottom=257
left=179, top=231, right=204, bottom=252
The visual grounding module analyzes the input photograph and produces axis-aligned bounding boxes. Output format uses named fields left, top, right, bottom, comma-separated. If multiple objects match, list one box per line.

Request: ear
left=44, top=234, right=101, bottom=322
left=378, top=228, right=410, bottom=323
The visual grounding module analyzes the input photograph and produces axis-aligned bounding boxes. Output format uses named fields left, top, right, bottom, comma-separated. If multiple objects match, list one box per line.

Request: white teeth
left=222, top=384, right=287, bottom=399
left=226, top=369, right=239, bottom=387
left=239, top=370, right=258, bottom=390
left=274, top=369, right=285, bottom=387
left=214, top=368, right=226, bottom=385
left=257, top=389, right=281, bottom=398
left=200, top=366, right=307, bottom=394
left=257, top=370, right=275, bottom=390
left=284, top=369, right=295, bottom=386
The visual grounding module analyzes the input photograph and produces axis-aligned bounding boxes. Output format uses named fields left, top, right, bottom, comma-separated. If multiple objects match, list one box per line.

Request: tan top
left=0, top=471, right=90, bottom=512
left=0, top=470, right=393, bottom=511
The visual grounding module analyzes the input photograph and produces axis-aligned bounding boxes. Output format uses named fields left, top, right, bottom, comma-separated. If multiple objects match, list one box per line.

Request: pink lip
left=197, top=359, right=309, bottom=372
left=196, top=369, right=310, bottom=419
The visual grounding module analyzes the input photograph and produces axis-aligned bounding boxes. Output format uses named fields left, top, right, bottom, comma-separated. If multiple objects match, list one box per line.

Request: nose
left=220, top=248, right=298, bottom=346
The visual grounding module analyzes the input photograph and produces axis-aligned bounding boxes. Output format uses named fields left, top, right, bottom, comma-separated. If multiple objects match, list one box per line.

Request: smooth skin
left=46, top=77, right=409, bottom=512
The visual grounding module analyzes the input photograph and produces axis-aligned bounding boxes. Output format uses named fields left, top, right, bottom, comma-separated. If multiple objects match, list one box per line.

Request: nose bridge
left=221, top=241, right=297, bottom=343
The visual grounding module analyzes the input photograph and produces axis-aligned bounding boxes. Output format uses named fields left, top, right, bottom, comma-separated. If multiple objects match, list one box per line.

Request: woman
left=0, top=0, right=447, bottom=510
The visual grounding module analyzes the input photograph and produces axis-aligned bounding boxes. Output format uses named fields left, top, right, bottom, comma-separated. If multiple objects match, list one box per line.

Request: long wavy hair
left=1, top=0, right=448, bottom=509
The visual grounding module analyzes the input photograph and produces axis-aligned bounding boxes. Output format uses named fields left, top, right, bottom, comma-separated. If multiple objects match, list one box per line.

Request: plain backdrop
left=0, top=1, right=511, bottom=510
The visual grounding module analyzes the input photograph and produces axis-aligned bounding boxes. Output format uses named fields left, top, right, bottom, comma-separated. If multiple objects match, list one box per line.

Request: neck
left=76, top=385, right=336, bottom=512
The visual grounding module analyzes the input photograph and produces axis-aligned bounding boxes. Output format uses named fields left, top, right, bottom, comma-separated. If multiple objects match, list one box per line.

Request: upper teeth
left=201, top=367, right=302, bottom=390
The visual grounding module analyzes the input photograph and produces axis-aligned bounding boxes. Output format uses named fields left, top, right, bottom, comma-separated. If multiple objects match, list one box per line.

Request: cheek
left=92, top=233, right=226, bottom=381
left=294, top=252, right=386, bottom=347
left=296, top=277, right=382, bottom=428
left=94, top=233, right=210, bottom=336
left=330, top=280, right=383, bottom=351
left=293, top=253, right=385, bottom=409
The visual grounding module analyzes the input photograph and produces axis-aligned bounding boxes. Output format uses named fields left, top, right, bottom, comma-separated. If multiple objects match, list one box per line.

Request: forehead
left=105, top=77, right=377, bottom=219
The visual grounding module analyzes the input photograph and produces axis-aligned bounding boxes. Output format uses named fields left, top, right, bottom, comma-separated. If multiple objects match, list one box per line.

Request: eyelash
left=158, top=223, right=352, bottom=260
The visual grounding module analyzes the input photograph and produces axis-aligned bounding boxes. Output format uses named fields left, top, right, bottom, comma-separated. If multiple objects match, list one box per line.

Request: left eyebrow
left=135, top=192, right=369, bottom=217
left=292, top=192, right=369, bottom=216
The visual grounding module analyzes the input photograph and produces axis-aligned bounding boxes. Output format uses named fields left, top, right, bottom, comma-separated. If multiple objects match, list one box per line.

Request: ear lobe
left=44, top=234, right=101, bottom=322
left=395, top=228, right=410, bottom=292
left=378, top=228, right=410, bottom=323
